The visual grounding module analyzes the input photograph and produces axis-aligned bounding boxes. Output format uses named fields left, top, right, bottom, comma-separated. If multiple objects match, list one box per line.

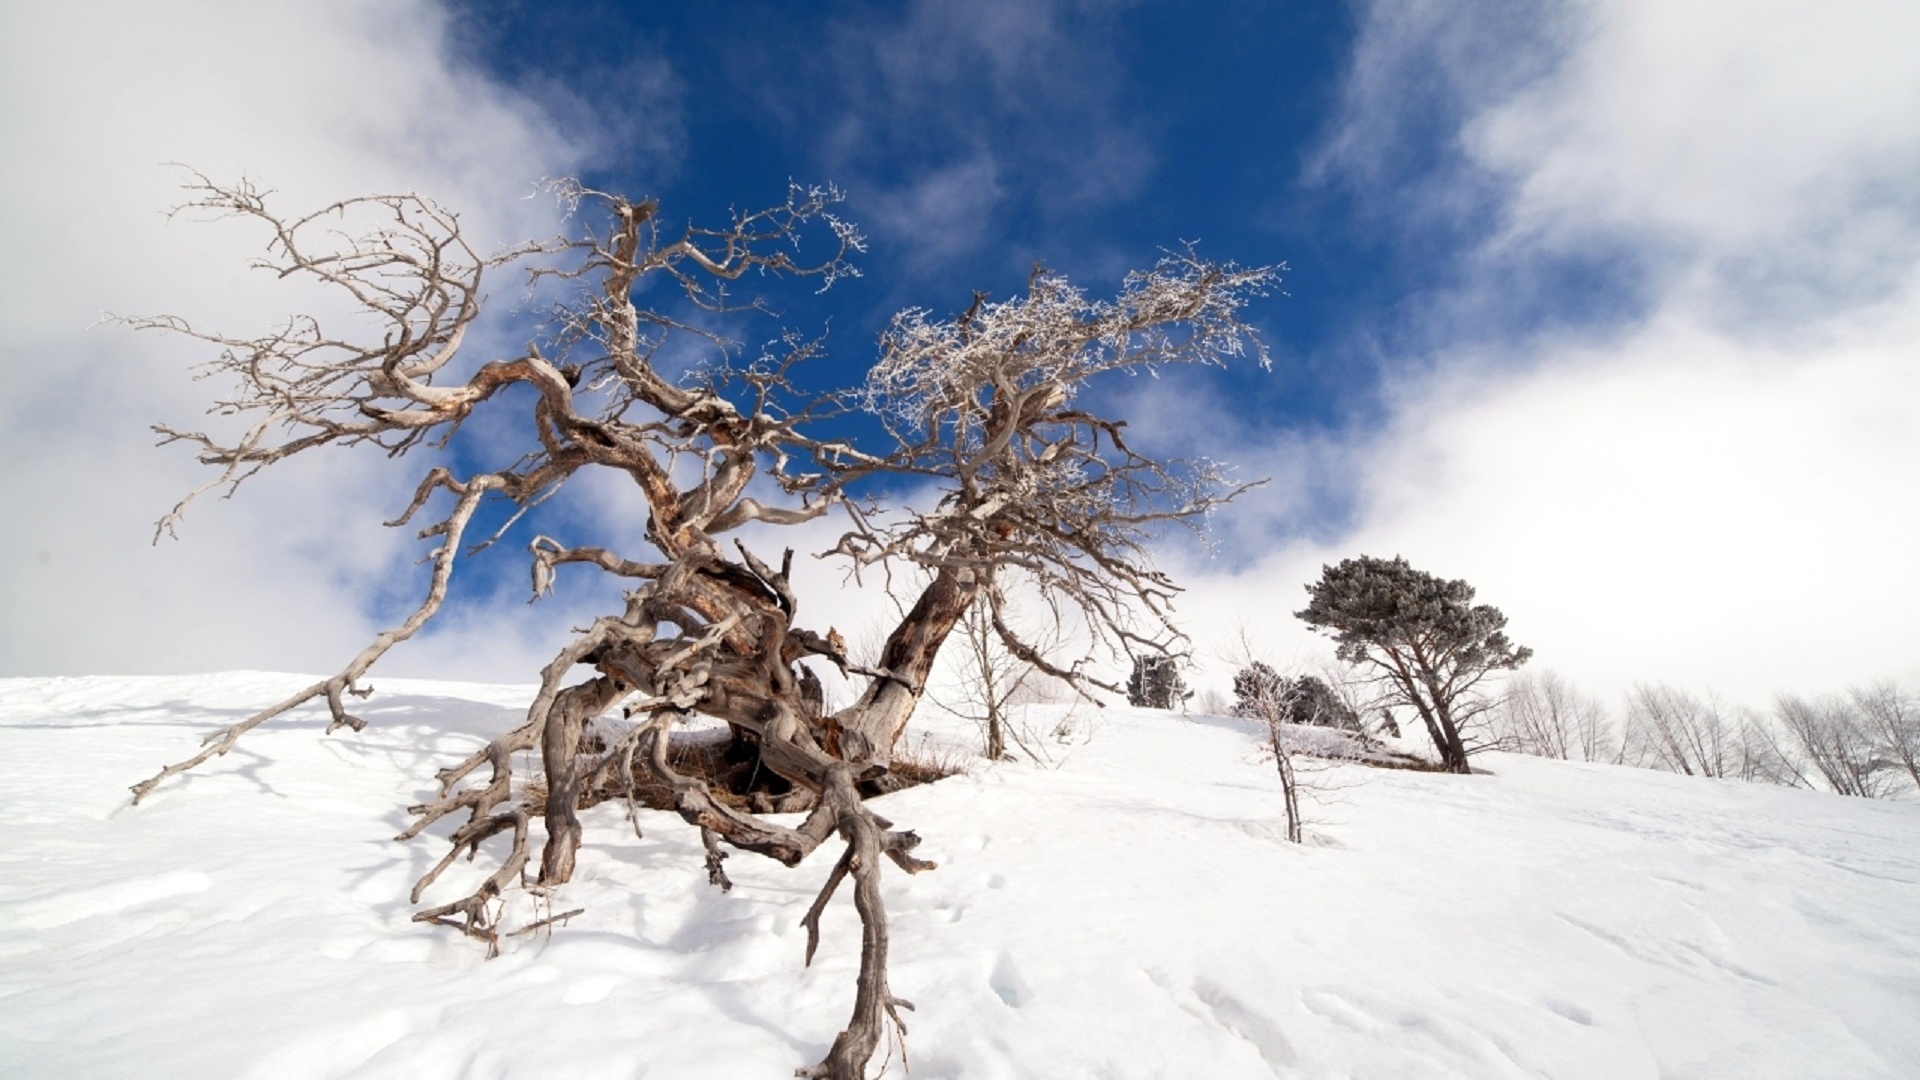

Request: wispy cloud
left=1173, top=0, right=1920, bottom=707
left=864, top=154, right=1006, bottom=268
left=507, top=56, right=686, bottom=188
left=792, top=0, right=1153, bottom=266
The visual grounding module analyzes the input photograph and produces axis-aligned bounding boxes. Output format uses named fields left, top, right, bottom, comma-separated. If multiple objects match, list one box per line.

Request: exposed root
left=795, top=769, right=933, bottom=1080
left=412, top=808, right=531, bottom=935
left=800, top=843, right=856, bottom=968
left=507, top=907, right=585, bottom=938
left=400, top=738, right=517, bottom=846
left=701, top=827, right=734, bottom=892
left=129, top=175, right=1275, bottom=1078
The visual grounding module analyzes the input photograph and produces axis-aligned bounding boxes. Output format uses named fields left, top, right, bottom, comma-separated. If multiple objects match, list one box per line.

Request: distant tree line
left=959, top=550, right=1920, bottom=803
left=1226, top=553, right=1920, bottom=801
left=1486, top=675, right=1920, bottom=799
left=1203, top=657, right=1920, bottom=801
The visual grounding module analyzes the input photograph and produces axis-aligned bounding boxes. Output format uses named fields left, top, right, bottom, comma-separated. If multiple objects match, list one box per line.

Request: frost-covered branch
left=128, top=175, right=1275, bottom=1080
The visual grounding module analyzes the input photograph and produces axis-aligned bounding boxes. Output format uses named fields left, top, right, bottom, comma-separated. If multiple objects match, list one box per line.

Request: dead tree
left=1232, top=668, right=1304, bottom=844
left=1775, top=693, right=1896, bottom=798
left=1489, top=670, right=1617, bottom=762
left=1855, top=683, right=1920, bottom=795
left=1622, top=684, right=1739, bottom=778
left=123, top=174, right=1276, bottom=1080
left=932, top=581, right=1065, bottom=762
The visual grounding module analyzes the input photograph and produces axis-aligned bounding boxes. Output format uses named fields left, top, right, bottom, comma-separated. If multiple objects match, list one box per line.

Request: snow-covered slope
left=3, top=673, right=1917, bottom=1079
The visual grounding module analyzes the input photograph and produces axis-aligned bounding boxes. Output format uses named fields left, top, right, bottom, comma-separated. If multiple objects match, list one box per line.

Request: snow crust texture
left=3, top=673, right=1918, bottom=1078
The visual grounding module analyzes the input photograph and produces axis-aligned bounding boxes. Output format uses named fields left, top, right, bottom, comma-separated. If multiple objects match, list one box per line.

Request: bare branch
left=129, top=175, right=1275, bottom=1080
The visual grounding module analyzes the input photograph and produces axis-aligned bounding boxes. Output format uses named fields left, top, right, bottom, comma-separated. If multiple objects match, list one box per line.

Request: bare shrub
left=1775, top=693, right=1903, bottom=798
left=1490, top=670, right=1616, bottom=762
left=930, top=579, right=1071, bottom=761
left=1623, top=684, right=1738, bottom=777
left=1855, top=683, right=1920, bottom=795
left=1220, top=635, right=1386, bottom=842
left=1623, top=684, right=1804, bottom=787
left=1730, top=710, right=1810, bottom=787
left=1234, top=664, right=1305, bottom=844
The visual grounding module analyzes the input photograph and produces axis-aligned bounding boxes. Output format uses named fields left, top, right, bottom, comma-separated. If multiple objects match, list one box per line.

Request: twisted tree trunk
left=126, top=175, right=1276, bottom=1079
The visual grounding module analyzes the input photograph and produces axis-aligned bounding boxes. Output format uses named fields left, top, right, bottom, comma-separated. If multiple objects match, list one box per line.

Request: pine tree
left=1297, top=555, right=1530, bottom=772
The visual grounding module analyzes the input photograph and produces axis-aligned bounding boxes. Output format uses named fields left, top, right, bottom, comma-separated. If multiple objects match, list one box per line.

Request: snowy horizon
left=3, top=673, right=1916, bottom=1076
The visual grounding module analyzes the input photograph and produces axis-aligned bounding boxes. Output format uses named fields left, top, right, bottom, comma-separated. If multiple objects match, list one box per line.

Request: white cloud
left=0, top=1, right=658, bottom=678
left=815, top=0, right=1151, bottom=261
left=1361, top=298, right=1918, bottom=698
left=865, top=154, right=1005, bottom=266
left=1175, top=0, right=1920, bottom=710
left=1468, top=0, right=1920, bottom=276
left=7, top=0, right=1912, bottom=727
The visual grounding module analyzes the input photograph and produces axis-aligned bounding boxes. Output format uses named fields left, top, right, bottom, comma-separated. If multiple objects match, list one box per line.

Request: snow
left=3, top=672, right=1918, bottom=1079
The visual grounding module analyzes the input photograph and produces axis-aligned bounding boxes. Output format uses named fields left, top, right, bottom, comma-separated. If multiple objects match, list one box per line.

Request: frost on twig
left=128, top=174, right=1277, bottom=1078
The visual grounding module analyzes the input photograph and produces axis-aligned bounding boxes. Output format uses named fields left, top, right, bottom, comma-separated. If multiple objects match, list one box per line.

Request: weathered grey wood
left=127, top=174, right=1275, bottom=1077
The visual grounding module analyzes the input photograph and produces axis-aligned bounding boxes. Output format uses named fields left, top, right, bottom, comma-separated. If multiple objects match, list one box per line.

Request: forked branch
left=130, top=175, right=1275, bottom=1079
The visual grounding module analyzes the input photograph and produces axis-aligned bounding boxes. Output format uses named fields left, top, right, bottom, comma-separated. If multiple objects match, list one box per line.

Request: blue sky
left=451, top=2, right=1394, bottom=436
left=450, top=4, right=1357, bottom=545
left=474, top=1, right=1635, bottom=403
left=3, top=0, right=1916, bottom=709
left=430, top=0, right=1638, bottom=551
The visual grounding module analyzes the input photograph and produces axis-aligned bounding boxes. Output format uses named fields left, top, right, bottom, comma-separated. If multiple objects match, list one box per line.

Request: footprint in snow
left=1544, top=998, right=1594, bottom=1026
left=989, top=952, right=1032, bottom=1008
left=1193, top=977, right=1296, bottom=1068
